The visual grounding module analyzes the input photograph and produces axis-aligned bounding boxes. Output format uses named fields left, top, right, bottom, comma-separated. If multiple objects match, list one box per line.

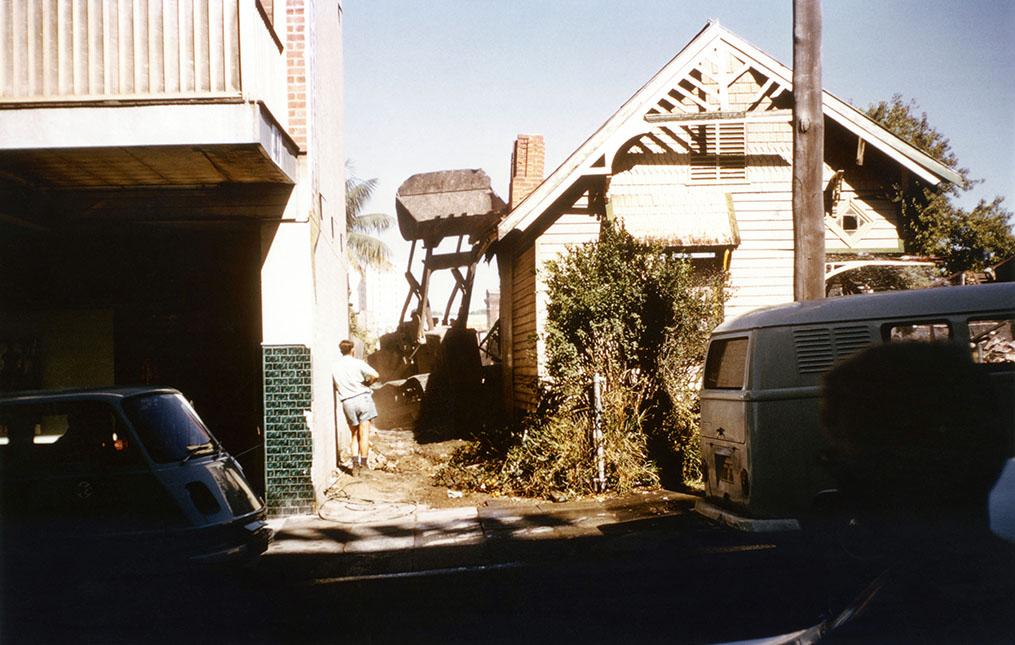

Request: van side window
left=0, top=402, right=141, bottom=472
left=969, top=318, right=1015, bottom=364
left=704, top=338, right=748, bottom=389
left=0, top=410, right=66, bottom=450
left=885, top=321, right=951, bottom=343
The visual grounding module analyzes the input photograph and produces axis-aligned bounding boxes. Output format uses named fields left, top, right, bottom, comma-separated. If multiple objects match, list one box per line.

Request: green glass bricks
left=263, top=344, right=315, bottom=516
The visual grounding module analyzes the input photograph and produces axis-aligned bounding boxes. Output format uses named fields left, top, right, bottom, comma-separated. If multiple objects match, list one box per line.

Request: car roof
left=0, top=386, right=181, bottom=405
left=713, top=283, right=1015, bottom=333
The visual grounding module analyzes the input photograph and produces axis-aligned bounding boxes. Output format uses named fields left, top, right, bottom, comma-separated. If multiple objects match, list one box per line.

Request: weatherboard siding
left=506, top=127, right=907, bottom=407
left=500, top=26, right=923, bottom=411
left=533, top=213, right=601, bottom=381
left=511, top=245, right=538, bottom=411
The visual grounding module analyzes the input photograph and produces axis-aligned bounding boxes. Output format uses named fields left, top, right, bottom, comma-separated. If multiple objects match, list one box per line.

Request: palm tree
left=345, top=164, right=394, bottom=273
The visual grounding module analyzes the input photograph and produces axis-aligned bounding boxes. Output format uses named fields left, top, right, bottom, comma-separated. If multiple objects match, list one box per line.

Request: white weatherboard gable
left=498, top=21, right=960, bottom=240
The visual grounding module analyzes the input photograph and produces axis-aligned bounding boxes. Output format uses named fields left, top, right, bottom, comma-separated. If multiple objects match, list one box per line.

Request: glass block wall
left=263, top=344, right=315, bottom=516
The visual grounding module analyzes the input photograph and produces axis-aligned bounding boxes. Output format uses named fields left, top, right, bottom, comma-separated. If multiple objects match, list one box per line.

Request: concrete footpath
left=261, top=478, right=705, bottom=582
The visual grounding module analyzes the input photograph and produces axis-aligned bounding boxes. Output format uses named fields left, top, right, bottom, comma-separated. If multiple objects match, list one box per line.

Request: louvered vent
left=690, top=123, right=746, bottom=184
left=793, top=329, right=835, bottom=373
left=832, top=326, right=873, bottom=363
left=793, top=326, right=873, bottom=374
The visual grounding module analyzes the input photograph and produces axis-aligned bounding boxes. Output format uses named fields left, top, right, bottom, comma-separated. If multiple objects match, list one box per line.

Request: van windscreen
left=704, top=337, right=748, bottom=389
left=123, top=394, right=216, bottom=464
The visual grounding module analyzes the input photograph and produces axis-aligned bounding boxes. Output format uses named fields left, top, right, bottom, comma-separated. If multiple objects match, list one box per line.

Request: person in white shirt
left=333, top=339, right=380, bottom=472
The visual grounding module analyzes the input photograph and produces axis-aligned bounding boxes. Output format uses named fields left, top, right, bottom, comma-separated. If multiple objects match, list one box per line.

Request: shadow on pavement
left=2, top=495, right=860, bottom=644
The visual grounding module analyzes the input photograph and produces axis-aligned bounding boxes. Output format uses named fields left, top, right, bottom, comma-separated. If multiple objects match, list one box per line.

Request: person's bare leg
left=358, top=419, right=372, bottom=467
left=349, top=422, right=361, bottom=463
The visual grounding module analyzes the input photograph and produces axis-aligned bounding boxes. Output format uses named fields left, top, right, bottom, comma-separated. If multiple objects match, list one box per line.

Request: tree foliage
left=866, top=95, right=1015, bottom=274
left=345, top=163, right=394, bottom=274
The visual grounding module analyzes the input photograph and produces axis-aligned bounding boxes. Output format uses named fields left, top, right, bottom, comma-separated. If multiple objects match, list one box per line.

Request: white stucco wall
left=257, top=0, right=345, bottom=508
left=307, top=0, right=348, bottom=499
left=251, top=0, right=347, bottom=505
left=261, top=218, right=314, bottom=347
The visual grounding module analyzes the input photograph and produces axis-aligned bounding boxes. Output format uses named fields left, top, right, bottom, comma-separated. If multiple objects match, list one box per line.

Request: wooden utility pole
left=792, top=0, right=825, bottom=301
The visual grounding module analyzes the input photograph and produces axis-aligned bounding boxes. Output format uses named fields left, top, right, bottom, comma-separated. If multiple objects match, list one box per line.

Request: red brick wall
left=509, top=134, right=545, bottom=209
left=287, top=0, right=307, bottom=150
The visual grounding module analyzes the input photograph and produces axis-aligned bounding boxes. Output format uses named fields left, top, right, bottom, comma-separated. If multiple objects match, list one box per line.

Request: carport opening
left=1, top=222, right=266, bottom=493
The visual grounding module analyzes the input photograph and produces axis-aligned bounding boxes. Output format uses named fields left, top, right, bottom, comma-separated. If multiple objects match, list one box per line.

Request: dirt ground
left=324, top=426, right=538, bottom=510
left=323, top=425, right=686, bottom=511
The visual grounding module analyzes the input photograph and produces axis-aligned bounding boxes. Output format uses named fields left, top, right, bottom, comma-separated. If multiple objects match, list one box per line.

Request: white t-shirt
left=332, top=355, right=379, bottom=400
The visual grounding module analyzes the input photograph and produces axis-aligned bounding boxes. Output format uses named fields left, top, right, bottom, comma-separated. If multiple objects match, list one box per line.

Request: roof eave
left=718, top=29, right=963, bottom=185
left=821, top=95, right=963, bottom=185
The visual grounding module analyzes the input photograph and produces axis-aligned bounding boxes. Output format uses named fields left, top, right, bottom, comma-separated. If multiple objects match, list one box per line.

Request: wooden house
left=495, top=21, right=961, bottom=412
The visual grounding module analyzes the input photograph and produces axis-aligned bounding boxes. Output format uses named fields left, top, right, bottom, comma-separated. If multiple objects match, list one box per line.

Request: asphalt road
left=2, top=514, right=874, bottom=644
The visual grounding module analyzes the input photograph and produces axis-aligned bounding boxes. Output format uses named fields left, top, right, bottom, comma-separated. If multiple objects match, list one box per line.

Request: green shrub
left=438, top=222, right=727, bottom=497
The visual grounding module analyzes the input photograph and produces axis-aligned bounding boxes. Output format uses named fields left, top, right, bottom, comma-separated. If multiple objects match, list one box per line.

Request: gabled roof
left=498, top=21, right=963, bottom=239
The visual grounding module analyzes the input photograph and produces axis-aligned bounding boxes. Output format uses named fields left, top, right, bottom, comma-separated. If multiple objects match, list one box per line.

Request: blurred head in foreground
left=822, top=342, right=1006, bottom=532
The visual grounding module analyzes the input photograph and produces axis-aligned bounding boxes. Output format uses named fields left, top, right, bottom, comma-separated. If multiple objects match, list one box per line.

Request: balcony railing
left=0, top=0, right=286, bottom=128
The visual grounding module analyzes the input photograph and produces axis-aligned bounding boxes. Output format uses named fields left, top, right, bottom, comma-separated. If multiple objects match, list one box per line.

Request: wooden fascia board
left=719, top=30, right=961, bottom=186
left=517, top=182, right=593, bottom=250
left=496, top=22, right=726, bottom=239
left=820, top=96, right=963, bottom=185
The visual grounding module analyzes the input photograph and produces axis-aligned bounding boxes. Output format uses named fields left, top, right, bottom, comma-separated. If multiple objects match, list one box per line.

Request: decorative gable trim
left=825, top=199, right=875, bottom=248
left=498, top=20, right=962, bottom=241
left=497, top=21, right=726, bottom=240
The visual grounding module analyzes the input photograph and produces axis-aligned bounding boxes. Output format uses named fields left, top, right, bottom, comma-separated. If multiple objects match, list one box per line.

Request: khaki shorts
left=342, top=393, right=377, bottom=425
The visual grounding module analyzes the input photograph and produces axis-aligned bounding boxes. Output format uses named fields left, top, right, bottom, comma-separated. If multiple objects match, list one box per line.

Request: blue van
left=0, top=387, right=271, bottom=569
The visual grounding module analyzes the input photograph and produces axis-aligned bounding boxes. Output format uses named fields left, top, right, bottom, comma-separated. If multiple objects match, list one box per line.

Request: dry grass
left=438, top=352, right=658, bottom=500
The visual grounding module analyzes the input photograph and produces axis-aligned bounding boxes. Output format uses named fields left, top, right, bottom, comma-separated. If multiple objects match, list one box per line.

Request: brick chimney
left=509, top=134, right=545, bottom=210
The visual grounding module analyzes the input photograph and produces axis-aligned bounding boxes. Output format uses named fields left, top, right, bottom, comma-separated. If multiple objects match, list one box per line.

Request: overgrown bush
left=438, top=222, right=727, bottom=497
left=495, top=337, right=660, bottom=497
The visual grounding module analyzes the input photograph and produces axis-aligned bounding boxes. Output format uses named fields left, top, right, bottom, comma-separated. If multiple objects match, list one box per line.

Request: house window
left=690, top=123, right=746, bottom=184
left=841, top=213, right=859, bottom=232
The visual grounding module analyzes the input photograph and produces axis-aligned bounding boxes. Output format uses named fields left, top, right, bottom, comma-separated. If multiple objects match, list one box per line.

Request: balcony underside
left=0, top=101, right=297, bottom=229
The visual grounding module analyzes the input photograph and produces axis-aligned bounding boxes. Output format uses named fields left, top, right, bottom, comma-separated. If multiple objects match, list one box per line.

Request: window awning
left=608, top=187, right=740, bottom=247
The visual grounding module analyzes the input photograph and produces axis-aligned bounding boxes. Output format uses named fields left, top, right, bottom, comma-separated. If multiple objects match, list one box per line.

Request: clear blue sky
left=344, top=1, right=1014, bottom=325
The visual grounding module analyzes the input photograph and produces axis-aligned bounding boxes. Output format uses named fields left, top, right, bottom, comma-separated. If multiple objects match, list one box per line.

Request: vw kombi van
left=699, top=283, right=1015, bottom=520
